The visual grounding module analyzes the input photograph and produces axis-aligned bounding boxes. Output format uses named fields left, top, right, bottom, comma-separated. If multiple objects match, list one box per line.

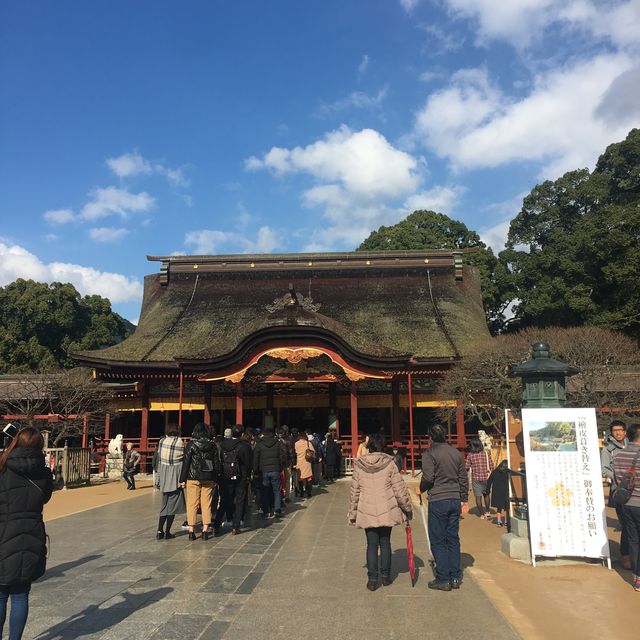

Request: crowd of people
left=151, top=422, right=343, bottom=541
left=0, top=418, right=638, bottom=638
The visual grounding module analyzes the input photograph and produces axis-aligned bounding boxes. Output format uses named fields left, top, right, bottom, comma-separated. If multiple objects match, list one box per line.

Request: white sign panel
left=522, top=408, right=610, bottom=560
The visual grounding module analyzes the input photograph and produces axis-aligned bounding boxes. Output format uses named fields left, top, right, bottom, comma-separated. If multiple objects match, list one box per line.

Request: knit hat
left=224, top=428, right=232, bottom=438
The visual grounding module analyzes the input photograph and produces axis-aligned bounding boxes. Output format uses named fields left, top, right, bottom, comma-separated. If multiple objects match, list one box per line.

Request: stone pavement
left=26, top=479, right=517, bottom=640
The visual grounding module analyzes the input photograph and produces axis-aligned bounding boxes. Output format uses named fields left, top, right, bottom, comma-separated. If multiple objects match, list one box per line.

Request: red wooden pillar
left=350, top=381, right=359, bottom=460
left=407, top=373, right=415, bottom=476
left=178, top=369, right=184, bottom=429
left=235, top=381, right=244, bottom=425
left=203, top=383, right=212, bottom=426
left=104, top=412, right=111, bottom=442
left=81, top=414, right=88, bottom=449
left=329, top=383, right=339, bottom=437
left=391, top=377, right=401, bottom=443
left=140, top=384, right=149, bottom=473
left=456, top=399, right=466, bottom=448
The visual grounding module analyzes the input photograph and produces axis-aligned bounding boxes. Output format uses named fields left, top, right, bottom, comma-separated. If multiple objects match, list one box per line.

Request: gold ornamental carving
left=268, top=348, right=325, bottom=364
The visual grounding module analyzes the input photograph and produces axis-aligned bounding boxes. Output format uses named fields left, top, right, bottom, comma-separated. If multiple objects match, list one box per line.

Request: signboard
left=522, top=407, right=610, bottom=564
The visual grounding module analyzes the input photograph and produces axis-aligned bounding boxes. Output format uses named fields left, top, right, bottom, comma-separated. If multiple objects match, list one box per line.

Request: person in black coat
left=486, top=460, right=510, bottom=526
left=180, top=423, right=220, bottom=540
left=324, top=434, right=340, bottom=482
left=0, top=427, right=53, bottom=640
left=253, top=426, right=286, bottom=517
left=214, top=425, right=253, bottom=535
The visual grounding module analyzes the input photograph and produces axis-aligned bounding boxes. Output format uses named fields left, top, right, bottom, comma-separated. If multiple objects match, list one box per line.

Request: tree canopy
left=358, top=210, right=507, bottom=331
left=0, top=279, right=133, bottom=373
left=501, top=128, right=640, bottom=338
left=438, top=326, right=640, bottom=432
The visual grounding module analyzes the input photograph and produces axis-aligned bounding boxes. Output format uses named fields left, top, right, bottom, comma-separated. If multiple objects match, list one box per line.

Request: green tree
left=500, top=128, right=640, bottom=338
left=358, top=210, right=507, bottom=332
left=0, top=279, right=132, bottom=373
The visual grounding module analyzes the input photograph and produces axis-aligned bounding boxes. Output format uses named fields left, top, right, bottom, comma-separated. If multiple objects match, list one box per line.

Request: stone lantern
left=510, top=342, right=579, bottom=409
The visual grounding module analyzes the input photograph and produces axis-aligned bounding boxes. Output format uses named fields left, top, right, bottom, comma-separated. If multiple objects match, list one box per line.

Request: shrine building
left=73, top=250, right=490, bottom=467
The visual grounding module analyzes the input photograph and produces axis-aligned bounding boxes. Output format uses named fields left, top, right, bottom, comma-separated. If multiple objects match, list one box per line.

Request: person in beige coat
left=294, top=432, right=315, bottom=498
left=348, top=434, right=413, bottom=591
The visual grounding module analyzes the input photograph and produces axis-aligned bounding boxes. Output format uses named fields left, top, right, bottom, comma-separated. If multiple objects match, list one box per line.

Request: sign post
left=521, top=407, right=611, bottom=567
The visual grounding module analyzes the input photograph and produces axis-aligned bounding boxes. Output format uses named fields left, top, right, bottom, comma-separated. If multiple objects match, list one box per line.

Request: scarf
left=157, top=436, right=184, bottom=466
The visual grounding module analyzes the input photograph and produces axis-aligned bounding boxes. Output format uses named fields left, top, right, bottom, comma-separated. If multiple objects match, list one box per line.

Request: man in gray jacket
left=601, top=420, right=629, bottom=568
left=418, top=425, right=469, bottom=591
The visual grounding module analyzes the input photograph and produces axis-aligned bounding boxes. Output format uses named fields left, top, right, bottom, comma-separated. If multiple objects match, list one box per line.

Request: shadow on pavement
left=34, top=587, right=173, bottom=640
left=38, top=555, right=103, bottom=582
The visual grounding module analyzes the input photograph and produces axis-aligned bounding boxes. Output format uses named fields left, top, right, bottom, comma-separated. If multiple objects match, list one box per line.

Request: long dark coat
left=0, top=447, right=53, bottom=585
left=486, top=467, right=509, bottom=510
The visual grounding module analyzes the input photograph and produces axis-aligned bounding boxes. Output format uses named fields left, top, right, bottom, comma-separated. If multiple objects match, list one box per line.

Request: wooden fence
left=45, top=447, right=91, bottom=488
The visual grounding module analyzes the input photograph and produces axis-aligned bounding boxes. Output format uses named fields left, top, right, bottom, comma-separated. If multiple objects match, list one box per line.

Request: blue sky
left=1, top=0, right=639, bottom=322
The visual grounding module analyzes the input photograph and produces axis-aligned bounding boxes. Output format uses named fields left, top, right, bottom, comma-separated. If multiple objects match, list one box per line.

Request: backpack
left=222, top=445, right=240, bottom=481
left=613, top=450, right=640, bottom=506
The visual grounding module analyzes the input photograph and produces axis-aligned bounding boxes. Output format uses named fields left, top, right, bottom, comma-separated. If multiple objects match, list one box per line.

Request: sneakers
left=633, top=576, right=640, bottom=592
left=381, top=576, right=393, bottom=587
left=428, top=579, right=452, bottom=591
left=450, top=578, right=462, bottom=589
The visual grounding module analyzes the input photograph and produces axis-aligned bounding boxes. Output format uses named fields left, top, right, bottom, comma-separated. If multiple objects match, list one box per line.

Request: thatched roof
left=73, top=251, right=490, bottom=373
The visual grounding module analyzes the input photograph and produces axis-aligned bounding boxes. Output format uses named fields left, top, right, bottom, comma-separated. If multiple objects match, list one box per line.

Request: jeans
left=622, top=504, right=640, bottom=577
left=261, top=471, right=282, bottom=514
left=428, top=498, right=462, bottom=582
left=123, top=470, right=136, bottom=488
left=0, top=584, right=30, bottom=640
left=365, top=527, right=392, bottom=580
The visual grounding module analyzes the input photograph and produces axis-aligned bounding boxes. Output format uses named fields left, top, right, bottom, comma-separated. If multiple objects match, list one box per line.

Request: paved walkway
left=27, top=480, right=516, bottom=640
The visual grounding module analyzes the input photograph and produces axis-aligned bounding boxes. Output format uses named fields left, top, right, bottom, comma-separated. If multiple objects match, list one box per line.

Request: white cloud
left=106, top=151, right=152, bottom=178
left=400, top=0, right=420, bottom=13
left=320, top=89, right=388, bottom=114
left=443, top=0, right=640, bottom=50
left=317, top=87, right=388, bottom=116
left=254, top=226, right=280, bottom=253
left=0, top=241, right=143, bottom=303
left=247, top=126, right=420, bottom=199
left=43, top=208, right=75, bottom=224
left=80, top=186, right=155, bottom=221
left=246, top=126, right=438, bottom=250
left=403, top=185, right=465, bottom=214
left=184, top=226, right=282, bottom=255
left=421, top=24, right=464, bottom=54
left=185, top=230, right=236, bottom=255
left=88, top=227, right=129, bottom=243
left=155, top=165, right=189, bottom=188
left=358, top=54, right=370, bottom=74
left=414, top=54, right=640, bottom=177
left=478, top=218, right=511, bottom=253
left=107, top=151, right=190, bottom=188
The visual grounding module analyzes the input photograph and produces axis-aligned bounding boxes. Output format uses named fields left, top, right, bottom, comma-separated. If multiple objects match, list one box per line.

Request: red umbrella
left=406, top=524, right=416, bottom=586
